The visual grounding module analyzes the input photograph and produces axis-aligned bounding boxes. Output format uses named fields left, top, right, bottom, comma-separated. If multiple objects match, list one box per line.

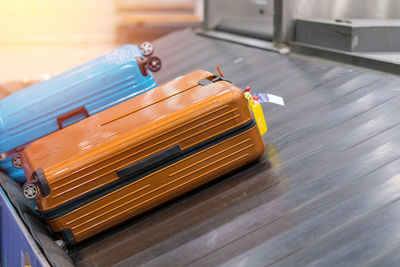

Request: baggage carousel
left=4, top=28, right=400, bottom=266
left=67, top=29, right=400, bottom=266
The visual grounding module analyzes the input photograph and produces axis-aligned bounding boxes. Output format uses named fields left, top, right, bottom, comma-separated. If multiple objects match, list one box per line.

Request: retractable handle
left=57, top=106, right=89, bottom=129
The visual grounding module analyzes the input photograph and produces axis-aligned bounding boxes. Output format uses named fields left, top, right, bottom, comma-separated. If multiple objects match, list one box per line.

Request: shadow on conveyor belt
left=4, top=27, right=400, bottom=266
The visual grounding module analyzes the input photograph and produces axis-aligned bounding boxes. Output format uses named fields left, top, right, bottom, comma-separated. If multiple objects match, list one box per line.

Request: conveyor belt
left=70, top=29, right=400, bottom=266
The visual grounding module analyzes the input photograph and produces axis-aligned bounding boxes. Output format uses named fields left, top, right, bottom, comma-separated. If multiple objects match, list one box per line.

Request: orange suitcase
left=20, top=70, right=265, bottom=245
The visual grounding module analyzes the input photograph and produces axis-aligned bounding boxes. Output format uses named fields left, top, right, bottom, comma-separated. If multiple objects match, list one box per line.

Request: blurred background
left=0, top=0, right=202, bottom=87
left=1, top=0, right=400, bottom=96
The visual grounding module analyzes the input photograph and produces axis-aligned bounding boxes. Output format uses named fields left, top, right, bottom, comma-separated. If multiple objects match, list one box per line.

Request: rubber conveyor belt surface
left=69, top=29, right=400, bottom=267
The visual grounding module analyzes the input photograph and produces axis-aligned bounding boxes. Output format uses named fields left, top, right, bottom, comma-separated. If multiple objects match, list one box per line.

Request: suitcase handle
left=136, top=56, right=149, bottom=76
left=117, top=144, right=181, bottom=179
left=57, top=106, right=89, bottom=129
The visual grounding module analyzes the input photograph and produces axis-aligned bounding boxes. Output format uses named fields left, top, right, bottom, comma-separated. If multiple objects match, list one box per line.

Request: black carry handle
left=57, top=106, right=89, bottom=129
left=117, top=144, right=181, bottom=179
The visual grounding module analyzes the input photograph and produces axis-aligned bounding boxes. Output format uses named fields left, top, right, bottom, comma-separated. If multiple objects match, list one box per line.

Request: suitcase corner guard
left=60, top=229, right=77, bottom=247
left=22, top=168, right=51, bottom=199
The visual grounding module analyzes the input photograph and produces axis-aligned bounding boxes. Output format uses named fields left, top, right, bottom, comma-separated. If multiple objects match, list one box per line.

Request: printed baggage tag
left=252, top=93, right=285, bottom=106
left=244, top=91, right=268, bottom=136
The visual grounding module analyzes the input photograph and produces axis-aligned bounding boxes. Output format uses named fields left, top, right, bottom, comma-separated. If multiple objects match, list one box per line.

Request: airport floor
left=63, top=29, right=400, bottom=266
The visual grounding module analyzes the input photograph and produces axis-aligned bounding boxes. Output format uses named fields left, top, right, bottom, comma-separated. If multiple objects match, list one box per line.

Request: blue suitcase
left=0, top=44, right=160, bottom=183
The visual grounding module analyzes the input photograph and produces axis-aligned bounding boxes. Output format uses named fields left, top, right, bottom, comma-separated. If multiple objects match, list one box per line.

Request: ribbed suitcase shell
left=21, top=70, right=265, bottom=244
left=0, top=45, right=157, bottom=182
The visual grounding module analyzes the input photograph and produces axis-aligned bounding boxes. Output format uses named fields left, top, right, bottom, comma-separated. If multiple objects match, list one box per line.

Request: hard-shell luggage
left=0, top=44, right=161, bottom=183
left=20, top=70, right=265, bottom=245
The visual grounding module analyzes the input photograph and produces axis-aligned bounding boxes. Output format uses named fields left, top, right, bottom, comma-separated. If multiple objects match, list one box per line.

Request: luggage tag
left=215, top=67, right=267, bottom=136
left=243, top=87, right=268, bottom=136
left=252, top=93, right=285, bottom=106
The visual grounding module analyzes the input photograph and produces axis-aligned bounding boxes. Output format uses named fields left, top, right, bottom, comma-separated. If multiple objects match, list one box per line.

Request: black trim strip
left=41, top=119, right=256, bottom=221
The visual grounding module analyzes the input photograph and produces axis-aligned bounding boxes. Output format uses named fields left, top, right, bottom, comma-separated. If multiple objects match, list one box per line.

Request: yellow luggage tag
left=214, top=66, right=267, bottom=135
left=243, top=87, right=268, bottom=136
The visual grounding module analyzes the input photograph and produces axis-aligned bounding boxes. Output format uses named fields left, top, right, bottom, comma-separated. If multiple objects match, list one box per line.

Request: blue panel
left=0, top=187, right=46, bottom=267
left=0, top=45, right=157, bottom=182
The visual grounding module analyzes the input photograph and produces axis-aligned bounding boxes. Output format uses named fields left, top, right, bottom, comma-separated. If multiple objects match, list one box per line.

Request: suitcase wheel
left=22, top=182, right=38, bottom=199
left=55, top=240, right=67, bottom=250
left=12, top=153, right=23, bottom=168
left=139, top=42, right=154, bottom=57
left=147, top=57, right=162, bottom=72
